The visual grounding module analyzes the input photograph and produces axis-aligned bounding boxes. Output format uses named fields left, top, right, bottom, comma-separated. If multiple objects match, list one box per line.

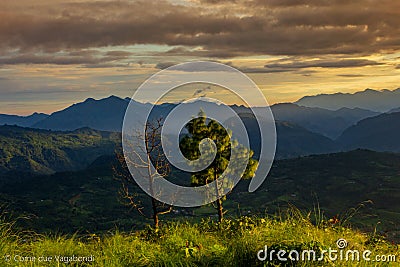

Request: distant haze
left=296, top=88, right=400, bottom=112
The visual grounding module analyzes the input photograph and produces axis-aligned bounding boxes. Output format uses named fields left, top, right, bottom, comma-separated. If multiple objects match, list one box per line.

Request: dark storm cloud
left=225, top=62, right=318, bottom=73
left=192, top=88, right=206, bottom=97
left=336, top=74, right=368, bottom=77
left=0, top=1, right=244, bottom=52
left=253, top=0, right=361, bottom=7
left=0, top=54, right=101, bottom=65
left=191, top=85, right=216, bottom=97
left=1, top=0, right=400, bottom=59
left=161, top=46, right=245, bottom=59
left=155, top=61, right=234, bottom=72
left=155, top=58, right=381, bottom=74
left=155, top=62, right=178, bottom=69
left=104, top=51, right=133, bottom=57
left=234, top=67, right=292, bottom=73
left=264, top=59, right=382, bottom=69
left=0, top=49, right=132, bottom=66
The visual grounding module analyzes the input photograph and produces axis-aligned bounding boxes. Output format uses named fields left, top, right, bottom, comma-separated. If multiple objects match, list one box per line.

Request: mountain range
left=0, top=112, right=48, bottom=127
left=32, top=96, right=129, bottom=132
left=296, top=88, right=400, bottom=112
left=2, top=106, right=399, bottom=177
left=269, top=103, right=378, bottom=139
left=389, top=107, right=400, bottom=113
left=225, top=113, right=337, bottom=159
left=338, top=112, right=400, bottom=152
left=0, top=94, right=381, bottom=139
left=1, top=89, right=399, bottom=239
left=0, top=87, right=399, bottom=166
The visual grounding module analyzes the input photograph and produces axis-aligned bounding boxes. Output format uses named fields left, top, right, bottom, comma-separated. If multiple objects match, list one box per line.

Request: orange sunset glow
left=1, top=0, right=400, bottom=114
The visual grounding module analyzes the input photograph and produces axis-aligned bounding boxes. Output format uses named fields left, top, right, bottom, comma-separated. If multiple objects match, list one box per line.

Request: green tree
left=180, top=111, right=258, bottom=222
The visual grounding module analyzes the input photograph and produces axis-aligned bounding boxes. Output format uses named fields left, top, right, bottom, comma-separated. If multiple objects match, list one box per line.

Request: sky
left=1, top=0, right=400, bottom=115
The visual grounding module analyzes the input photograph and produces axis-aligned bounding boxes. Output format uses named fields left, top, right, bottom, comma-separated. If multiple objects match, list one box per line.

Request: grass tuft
left=0, top=213, right=398, bottom=266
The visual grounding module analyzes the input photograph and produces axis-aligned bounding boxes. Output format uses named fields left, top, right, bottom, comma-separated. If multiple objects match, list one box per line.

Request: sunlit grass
left=0, top=211, right=398, bottom=266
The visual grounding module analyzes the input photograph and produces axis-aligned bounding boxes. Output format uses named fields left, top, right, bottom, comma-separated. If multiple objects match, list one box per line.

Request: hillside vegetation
left=1, top=149, right=399, bottom=243
left=0, top=126, right=119, bottom=176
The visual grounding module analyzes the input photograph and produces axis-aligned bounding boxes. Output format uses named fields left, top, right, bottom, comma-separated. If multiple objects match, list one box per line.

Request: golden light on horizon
left=0, top=0, right=399, bottom=114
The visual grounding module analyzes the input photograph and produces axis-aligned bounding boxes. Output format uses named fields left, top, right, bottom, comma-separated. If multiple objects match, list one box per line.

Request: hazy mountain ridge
left=275, top=120, right=337, bottom=158
left=270, top=103, right=379, bottom=138
left=388, top=107, right=400, bottom=113
left=2, top=95, right=380, bottom=140
left=337, top=111, right=400, bottom=152
left=32, top=96, right=130, bottom=132
left=0, top=87, right=398, bottom=171
left=0, top=112, right=48, bottom=127
left=225, top=113, right=338, bottom=159
left=296, top=88, right=400, bottom=112
left=2, top=108, right=399, bottom=177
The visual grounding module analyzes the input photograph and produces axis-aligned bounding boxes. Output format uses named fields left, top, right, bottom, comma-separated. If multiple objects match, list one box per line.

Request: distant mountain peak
left=106, top=95, right=121, bottom=100
left=82, top=95, right=125, bottom=104
left=84, top=97, right=96, bottom=102
left=335, top=106, right=374, bottom=112
left=0, top=112, right=49, bottom=128
left=337, top=111, right=400, bottom=152
left=296, top=88, right=400, bottom=112
left=388, top=107, right=400, bottom=113
left=362, top=88, right=375, bottom=92
left=32, top=95, right=130, bottom=131
left=272, top=102, right=297, bottom=107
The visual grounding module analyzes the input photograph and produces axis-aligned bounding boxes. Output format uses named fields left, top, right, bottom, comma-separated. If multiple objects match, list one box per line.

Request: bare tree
left=114, top=118, right=172, bottom=228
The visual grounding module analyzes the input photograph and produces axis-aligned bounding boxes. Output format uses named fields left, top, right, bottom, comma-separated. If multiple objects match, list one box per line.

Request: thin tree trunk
left=213, top=162, right=223, bottom=223
left=216, top=197, right=223, bottom=223
left=151, top=197, right=159, bottom=228
left=148, top=152, right=159, bottom=228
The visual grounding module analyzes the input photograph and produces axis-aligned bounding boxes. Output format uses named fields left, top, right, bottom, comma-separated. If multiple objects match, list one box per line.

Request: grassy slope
left=0, top=215, right=398, bottom=266
left=227, top=149, right=400, bottom=241
left=1, top=149, right=399, bottom=266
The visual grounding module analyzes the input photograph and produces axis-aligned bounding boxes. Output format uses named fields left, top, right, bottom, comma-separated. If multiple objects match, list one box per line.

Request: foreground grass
left=1, top=214, right=398, bottom=266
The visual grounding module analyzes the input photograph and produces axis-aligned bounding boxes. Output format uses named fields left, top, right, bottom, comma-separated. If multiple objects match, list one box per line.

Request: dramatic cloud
left=155, top=62, right=178, bottom=70
left=264, top=59, right=382, bottom=69
left=234, top=67, right=292, bottom=73
left=224, top=63, right=293, bottom=73
left=0, top=0, right=399, bottom=60
left=1, top=0, right=400, bottom=115
left=336, top=74, right=368, bottom=78
left=0, top=49, right=132, bottom=65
